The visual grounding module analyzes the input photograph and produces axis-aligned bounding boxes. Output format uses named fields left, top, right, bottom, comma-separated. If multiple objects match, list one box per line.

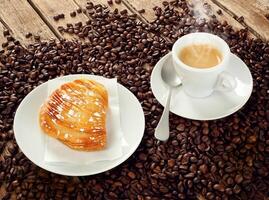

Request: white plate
left=14, top=74, right=145, bottom=176
left=151, top=52, right=253, bottom=120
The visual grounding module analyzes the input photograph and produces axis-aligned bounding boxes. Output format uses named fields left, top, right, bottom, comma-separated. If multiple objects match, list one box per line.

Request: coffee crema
left=178, top=44, right=222, bottom=68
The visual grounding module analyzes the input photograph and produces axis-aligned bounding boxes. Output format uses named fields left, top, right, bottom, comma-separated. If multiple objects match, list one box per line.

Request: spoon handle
left=154, top=87, right=172, bottom=141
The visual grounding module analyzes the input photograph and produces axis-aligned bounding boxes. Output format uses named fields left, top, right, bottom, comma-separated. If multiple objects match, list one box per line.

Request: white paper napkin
left=44, top=78, right=123, bottom=164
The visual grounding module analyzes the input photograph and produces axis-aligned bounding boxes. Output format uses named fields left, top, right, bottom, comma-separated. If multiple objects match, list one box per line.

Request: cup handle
left=214, top=72, right=237, bottom=92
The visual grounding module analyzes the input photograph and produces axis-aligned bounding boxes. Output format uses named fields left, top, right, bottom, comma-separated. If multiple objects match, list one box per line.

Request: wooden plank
left=124, top=0, right=164, bottom=22
left=126, top=0, right=254, bottom=38
left=29, top=0, right=90, bottom=40
left=125, top=0, right=245, bottom=29
left=74, top=0, right=129, bottom=13
left=251, top=0, right=269, bottom=15
left=0, top=0, right=55, bottom=45
left=196, top=0, right=247, bottom=31
left=0, top=23, right=6, bottom=45
left=211, top=0, right=269, bottom=40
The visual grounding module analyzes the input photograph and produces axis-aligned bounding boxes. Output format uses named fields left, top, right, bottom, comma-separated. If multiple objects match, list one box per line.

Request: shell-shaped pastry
left=39, top=79, right=108, bottom=151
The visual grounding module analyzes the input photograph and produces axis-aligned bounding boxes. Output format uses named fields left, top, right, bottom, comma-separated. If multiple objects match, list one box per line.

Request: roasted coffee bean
left=217, top=9, right=222, bottom=15
left=53, top=15, right=60, bottom=21
left=77, top=8, right=82, bottom=13
left=199, top=164, right=208, bottom=174
left=233, top=184, right=241, bottom=194
left=162, top=1, right=169, bottom=6
left=138, top=9, right=145, bottom=14
left=237, top=16, right=245, bottom=23
left=6, top=36, right=14, bottom=41
left=58, top=13, right=65, bottom=19
left=57, top=26, right=65, bottom=33
left=213, top=184, right=225, bottom=192
left=25, top=32, right=32, bottom=38
left=54, top=14, right=64, bottom=21
left=0, top=1, right=269, bottom=200
left=206, top=192, right=215, bottom=199
left=34, top=35, right=40, bottom=41
left=86, top=3, right=94, bottom=9
left=120, top=9, right=128, bottom=15
left=70, top=11, right=76, bottom=17
left=115, top=0, right=121, bottom=4
left=2, top=41, right=8, bottom=48
left=3, top=29, right=10, bottom=36
left=235, top=174, right=243, bottom=184
left=127, top=172, right=136, bottom=179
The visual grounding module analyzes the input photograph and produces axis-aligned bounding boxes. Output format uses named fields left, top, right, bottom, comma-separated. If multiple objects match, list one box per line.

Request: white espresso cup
left=172, top=32, right=237, bottom=98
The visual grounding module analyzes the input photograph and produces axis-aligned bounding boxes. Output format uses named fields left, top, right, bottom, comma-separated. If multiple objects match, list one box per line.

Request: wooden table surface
left=0, top=0, right=269, bottom=47
left=0, top=0, right=269, bottom=199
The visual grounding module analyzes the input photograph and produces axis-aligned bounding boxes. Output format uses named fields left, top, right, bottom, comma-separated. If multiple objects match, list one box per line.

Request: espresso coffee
left=179, top=44, right=222, bottom=68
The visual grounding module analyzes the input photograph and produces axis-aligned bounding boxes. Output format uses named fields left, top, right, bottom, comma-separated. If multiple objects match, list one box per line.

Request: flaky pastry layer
left=39, top=79, right=108, bottom=151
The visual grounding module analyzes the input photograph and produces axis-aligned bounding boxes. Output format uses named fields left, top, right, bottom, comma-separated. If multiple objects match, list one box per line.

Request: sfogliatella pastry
left=39, top=79, right=108, bottom=151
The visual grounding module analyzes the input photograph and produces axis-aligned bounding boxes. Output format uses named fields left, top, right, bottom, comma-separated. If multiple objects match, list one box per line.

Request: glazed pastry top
left=39, top=79, right=108, bottom=151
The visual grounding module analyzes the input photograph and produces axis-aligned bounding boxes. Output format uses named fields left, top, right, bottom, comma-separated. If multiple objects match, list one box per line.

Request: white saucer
left=14, top=74, right=145, bottom=176
left=151, top=52, right=253, bottom=120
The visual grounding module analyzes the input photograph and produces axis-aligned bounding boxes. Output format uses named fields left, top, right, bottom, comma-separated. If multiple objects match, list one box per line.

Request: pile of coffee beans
left=0, top=1, right=268, bottom=199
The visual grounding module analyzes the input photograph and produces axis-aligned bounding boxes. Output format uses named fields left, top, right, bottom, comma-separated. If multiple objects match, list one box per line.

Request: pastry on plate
left=39, top=79, right=108, bottom=151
